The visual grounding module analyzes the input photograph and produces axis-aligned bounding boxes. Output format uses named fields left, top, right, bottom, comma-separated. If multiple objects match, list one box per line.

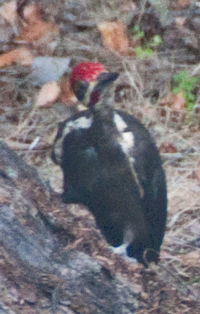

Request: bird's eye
left=73, top=80, right=88, bottom=101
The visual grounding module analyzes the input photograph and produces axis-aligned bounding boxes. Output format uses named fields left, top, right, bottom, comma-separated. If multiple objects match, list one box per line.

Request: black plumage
left=52, top=62, right=167, bottom=266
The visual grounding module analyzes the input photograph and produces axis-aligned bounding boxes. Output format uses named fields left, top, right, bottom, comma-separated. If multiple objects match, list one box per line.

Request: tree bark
left=0, top=141, right=137, bottom=314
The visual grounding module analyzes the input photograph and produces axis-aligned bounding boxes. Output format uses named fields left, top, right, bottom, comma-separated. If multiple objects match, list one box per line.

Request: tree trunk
left=0, top=141, right=137, bottom=314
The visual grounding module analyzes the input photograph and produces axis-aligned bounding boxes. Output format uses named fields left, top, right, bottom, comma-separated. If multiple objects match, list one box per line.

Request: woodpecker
left=52, top=62, right=167, bottom=266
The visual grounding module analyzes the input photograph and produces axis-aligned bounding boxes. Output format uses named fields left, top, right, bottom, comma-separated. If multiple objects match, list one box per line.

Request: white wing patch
left=63, top=116, right=92, bottom=137
left=120, top=131, right=134, bottom=155
left=113, top=113, right=134, bottom=155
left=113, top=113, right=144, bottom=198
left=113, top=112, right=128, bottom=132
left=53, top=116, right=92, bottom=164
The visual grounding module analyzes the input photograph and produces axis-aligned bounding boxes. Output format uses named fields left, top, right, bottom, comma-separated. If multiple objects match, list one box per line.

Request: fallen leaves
left=159, top=142, right=177, bottom=154
left=17, top=3, right=60, bottom=44
left=97, top=21, right=129, bottom=55
left=22, top=2, right=42, bottom=23
left=158, top=91, right=187, bottom=125
left=0, top=47, right=33, bottom=67
left=0, top=1, right=66, bottom=107
left=16, top=16, right=59, bottom=44
left=60, top=74, right=77, bottom=105
left=0, top=1, right=61, bottom=68
left=6, top=136, right=51, bottom=151
left=28, top=56, right=72, bottom=107
left=35, top=75, right=78, bottom=108
left=35, top=81, right=61, bottom=107
left=162, top=91, right=186, bottom=111
left=0, top=1, right=60, bottom=45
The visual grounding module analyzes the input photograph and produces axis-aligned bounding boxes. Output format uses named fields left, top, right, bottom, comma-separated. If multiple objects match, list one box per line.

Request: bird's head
left=70, top=62, right=119, bottom=109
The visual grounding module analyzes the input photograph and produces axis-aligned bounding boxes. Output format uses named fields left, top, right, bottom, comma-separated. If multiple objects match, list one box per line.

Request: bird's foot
left=111, top=244, right=137, bottom=263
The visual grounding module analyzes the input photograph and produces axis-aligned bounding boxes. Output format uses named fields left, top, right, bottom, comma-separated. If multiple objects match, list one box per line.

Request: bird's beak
left=96, top=72, right=119, bottom=89
left=87, top=72, right=119, bottom=107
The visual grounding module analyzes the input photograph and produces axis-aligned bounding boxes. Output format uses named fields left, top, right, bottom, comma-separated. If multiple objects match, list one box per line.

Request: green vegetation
left=172, top=71, right=198, bottom=112
left=131, top=25, right=144, bottom=40
left=131, top=25, right=162, bottom=59
left=134, top=46, right=154, bottom=59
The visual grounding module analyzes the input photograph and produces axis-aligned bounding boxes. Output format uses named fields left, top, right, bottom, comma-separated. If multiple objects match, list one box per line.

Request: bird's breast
left=52, top=114, right=93, bottom=165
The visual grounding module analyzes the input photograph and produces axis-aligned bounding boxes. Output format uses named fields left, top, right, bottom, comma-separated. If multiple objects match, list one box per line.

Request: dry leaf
left=16, top=3, right=60, bottom=44
left=97, top=21, right=129, bottom=55
left=60, top=75, right=77, bottom=105
left=0, top=0, right=17, bottom=25
left=6, top=137, right=50, bottom=151
left=0, top=50, right=18, bottom=67
left=159, top=142, right=177, bottom=154
left=0, top=48, right=33, bottom=68
left=35, top=81, right=61, bottom=107
left=17, top=19, right=59, bottom=44
left=14, top=47, right=33, bottom=65
left=171, top=92, right=186, bottom=110
left=160, top=92, right=186, bottom=111
left=23, top=3, right=41, bottom=23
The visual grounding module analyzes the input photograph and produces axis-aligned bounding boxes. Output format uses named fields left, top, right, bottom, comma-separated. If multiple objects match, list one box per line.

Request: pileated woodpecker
left=52, top=62, right=167, bottom=266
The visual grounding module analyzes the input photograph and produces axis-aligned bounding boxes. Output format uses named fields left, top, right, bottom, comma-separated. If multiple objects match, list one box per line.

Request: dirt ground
left=0, top=0, right=200, bottom=313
